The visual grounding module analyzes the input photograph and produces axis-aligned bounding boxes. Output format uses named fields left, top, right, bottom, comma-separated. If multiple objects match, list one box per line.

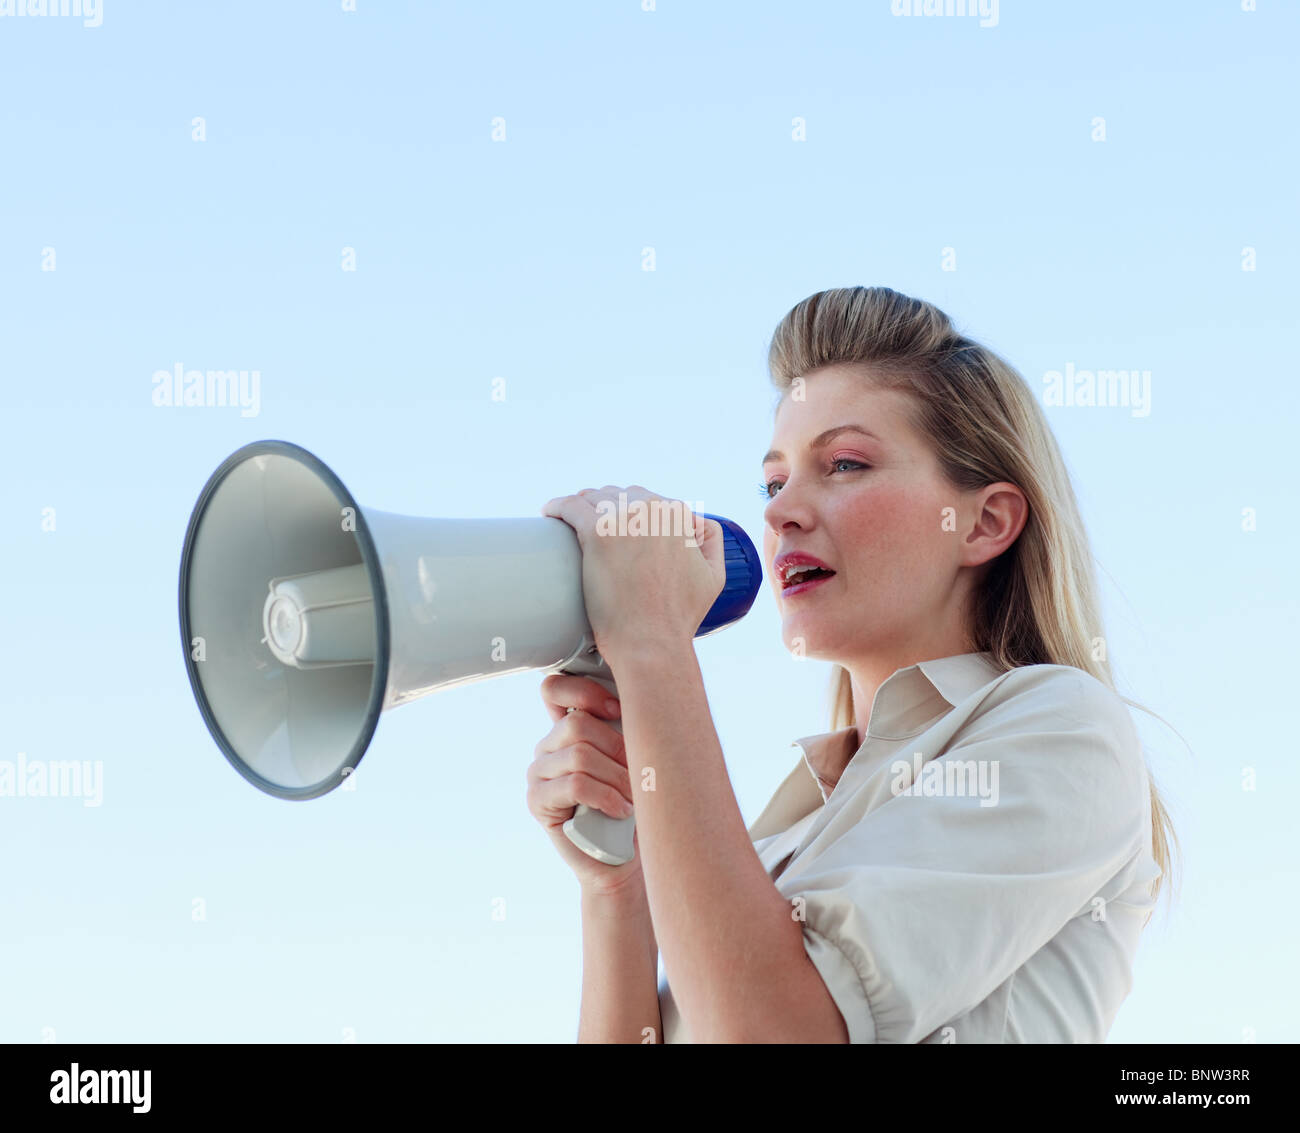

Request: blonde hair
left=766, top=285, right=1181, bottom=914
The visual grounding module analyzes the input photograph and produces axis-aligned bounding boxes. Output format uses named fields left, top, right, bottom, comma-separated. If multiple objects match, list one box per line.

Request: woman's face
left=760, top=366, right=973, bottom=664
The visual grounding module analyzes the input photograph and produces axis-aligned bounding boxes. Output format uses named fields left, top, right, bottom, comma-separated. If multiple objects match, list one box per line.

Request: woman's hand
left=527, top=673, right=645, bottom=898
left=540, top=486, right=726, bottom=666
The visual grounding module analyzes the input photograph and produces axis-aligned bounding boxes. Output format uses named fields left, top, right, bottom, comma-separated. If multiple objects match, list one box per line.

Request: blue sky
left=0, top=0, right=1295, bottom=1043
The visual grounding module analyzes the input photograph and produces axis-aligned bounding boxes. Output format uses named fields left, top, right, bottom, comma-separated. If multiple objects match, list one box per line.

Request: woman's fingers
left=528, top=671, right=636, bottom=843
left=528, top=735, right=633, bottom=802
left=540, top=673, right=622, bottom=724
left=526, top=768, right=636, bottom=825
left=534, top=708, right=626, bottom=765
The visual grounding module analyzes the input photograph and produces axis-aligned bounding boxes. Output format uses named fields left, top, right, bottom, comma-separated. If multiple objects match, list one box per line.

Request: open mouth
left=781, top=566, right=836, bottom=591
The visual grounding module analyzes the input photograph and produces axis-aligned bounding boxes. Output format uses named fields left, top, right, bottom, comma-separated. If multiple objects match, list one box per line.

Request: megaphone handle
left=560, top=673, right=636, bottom=866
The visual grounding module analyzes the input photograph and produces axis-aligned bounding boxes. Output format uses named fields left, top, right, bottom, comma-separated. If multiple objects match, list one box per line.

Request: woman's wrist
left=580, top=878, right=653, bottom=921
left=602, top=635, right=696, bottom=683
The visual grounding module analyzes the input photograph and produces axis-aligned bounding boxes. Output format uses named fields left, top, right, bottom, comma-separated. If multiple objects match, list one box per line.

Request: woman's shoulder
left=986, top=660, right=1132, bottom=711
left=952, top=662, right=1150, bottom=831
left=967, top=661, right=1144, bottom=762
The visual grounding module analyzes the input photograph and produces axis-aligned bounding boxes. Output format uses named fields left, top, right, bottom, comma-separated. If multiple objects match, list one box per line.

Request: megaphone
left=179, top=440, right=763, bottom=866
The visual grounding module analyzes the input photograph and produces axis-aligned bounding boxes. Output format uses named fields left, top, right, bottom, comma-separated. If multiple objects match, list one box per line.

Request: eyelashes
left=758, top=459, right=869, bottom=500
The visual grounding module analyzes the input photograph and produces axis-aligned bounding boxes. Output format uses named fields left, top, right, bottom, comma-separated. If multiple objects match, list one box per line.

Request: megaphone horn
left=179, top=440, right=763, bottom=866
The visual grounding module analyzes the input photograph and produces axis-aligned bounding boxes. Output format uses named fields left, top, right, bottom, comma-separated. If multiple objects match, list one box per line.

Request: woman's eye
left=757, top=460, right=868, bottom=500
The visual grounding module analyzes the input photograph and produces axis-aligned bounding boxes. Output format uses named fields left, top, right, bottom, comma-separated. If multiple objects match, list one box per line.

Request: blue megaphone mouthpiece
left=695, top=513, right=763, bottom=636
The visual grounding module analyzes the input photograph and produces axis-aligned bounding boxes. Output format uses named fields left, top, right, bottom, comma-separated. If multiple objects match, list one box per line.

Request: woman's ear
left=960, top=482, right=1028, bottom=568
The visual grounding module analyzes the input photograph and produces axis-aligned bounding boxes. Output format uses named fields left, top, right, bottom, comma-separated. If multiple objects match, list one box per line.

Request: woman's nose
left=764, top=481, right=811, bottom=534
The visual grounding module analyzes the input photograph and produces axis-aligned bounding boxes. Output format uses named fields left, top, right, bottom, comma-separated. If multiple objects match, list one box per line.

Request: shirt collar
left=747, top=651, right=1005, bottom=840
left=799, top=649, right=1004, bottom=748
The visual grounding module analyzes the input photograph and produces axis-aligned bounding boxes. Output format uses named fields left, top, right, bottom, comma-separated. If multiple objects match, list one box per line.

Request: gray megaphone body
left=179, top=440, right=763, bottom=866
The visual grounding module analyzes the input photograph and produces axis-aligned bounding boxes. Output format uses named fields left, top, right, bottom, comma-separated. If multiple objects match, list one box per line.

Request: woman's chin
left=781, top=621, right=854, bottom=662
left=782, top=631, right=825, bottom=659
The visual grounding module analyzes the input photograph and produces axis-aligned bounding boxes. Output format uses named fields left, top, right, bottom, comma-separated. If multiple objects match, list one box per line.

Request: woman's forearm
left=577, top=888, right=663, bottom=1043
left=605, top=641, right=849, bottom=1043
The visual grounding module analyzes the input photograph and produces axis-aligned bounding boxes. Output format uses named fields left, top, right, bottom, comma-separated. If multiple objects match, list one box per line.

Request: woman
left=529, top=285, right=1178, bottom=1044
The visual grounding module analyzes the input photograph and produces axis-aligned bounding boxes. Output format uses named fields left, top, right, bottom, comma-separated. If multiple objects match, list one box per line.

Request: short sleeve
left=780, top=667, right=1150, bottom=1044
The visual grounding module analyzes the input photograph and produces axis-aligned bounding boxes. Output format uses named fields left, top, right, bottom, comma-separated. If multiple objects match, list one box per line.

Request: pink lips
left=773, top=550, right=837, bottom=597
left=782, top=573, right=834, bottom=599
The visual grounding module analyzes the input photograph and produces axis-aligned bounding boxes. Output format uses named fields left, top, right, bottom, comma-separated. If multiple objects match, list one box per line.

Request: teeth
left=783, top=563, right=825, bottom=582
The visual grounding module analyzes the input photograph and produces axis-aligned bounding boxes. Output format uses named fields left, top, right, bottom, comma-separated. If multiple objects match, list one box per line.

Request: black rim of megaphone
left=178, top=439, right=392, bottom=801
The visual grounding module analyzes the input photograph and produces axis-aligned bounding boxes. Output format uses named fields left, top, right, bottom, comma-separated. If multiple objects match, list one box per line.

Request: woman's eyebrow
left=762, top=424, right=880, bottom=465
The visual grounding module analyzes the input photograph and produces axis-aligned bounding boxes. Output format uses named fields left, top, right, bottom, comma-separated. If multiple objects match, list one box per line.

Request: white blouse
left=657, top=651, right=1162, bottom=1043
